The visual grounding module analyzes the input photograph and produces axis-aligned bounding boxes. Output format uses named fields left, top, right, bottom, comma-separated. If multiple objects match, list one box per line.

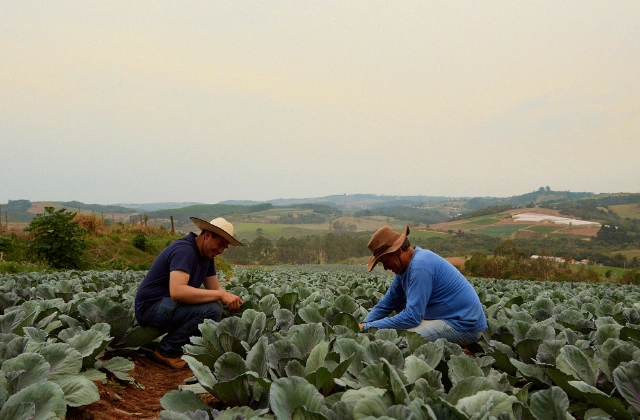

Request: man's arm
left=203, top=274, right=242, bottom=311
left=362, top=269, right=431, bottom=330
left=169, top=270, right=242, bottom=310
left=359, top=278, right=404, bottom=329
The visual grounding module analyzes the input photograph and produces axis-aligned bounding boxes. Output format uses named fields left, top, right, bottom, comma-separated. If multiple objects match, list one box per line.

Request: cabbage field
left=1, top=267, right=640, bottom=419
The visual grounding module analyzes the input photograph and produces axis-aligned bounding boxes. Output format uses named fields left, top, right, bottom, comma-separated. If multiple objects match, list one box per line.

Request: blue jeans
left=146, top=297, right=223, bottom=357
left=408, top=320, right=482, bottom=346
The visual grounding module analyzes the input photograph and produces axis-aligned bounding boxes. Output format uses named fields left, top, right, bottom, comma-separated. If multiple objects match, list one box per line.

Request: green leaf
left=510, top=359, right=551, bottom=386
left=456, top=390, right=517, bottom=418
left=382, top=358, right=410, bottom=405
left=568, top=380, right=631, bottom=420
left=412, top=342, right=444, bottom=368
left=246, top=336, right=269, bottom=378
left=63, top=323, right=112, bottom=367
left=182, top=355, right=218, bottom=394
left=556, top=345, right=597, bottom=386
left=447, top=355, right=485, bottom=387
left=55, top=375, right=100, bottom=407
left=95, top=356, right=135, bottom=382
left=38, top=342, right=83, bottom=380
left=358, top=364, right=390, bottom=389
left=214, top=352, right=248, bottom=382
left=332, top=312, right=361, bottom=332
left=364, top=340, right=404, bottom=368
left=247, top=311, right=266, bottom=345
left=613, top=361, right=640, bottom=413
left=1, top=381, right=66, bottom=420
left=446, top=377, right=495, bottom=405
left=333, top=338, right=365, bottom=377
left=270, top=376, right=328, bottom=419
left=160, top=389, right=212, bottom=413
left=298, top=307, right=325, bottom=324
left=0, top=402, right=35, bottom=420
left=1, top=352, right=50, bottom=394
left=278, top=292, right=299, bottom=313
left=529, top=386, right=570, bottom=420
left=289, top=323, right=327, bottom=359
left=123, top=326, right=163, bottom=349
left=212, top=373, right=256, bottom=407
left=306, top=342, right=330, bottom=375
left=402, top=355, right=433, bottom=384
left=274, top=308, right=295, bottom=332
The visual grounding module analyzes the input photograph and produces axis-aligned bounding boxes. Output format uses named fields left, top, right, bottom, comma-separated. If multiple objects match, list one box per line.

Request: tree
left=24, top=207, right=87, bottom=269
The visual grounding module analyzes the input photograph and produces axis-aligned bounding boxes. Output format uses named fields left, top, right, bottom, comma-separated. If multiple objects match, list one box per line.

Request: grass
left=569, top=264, right=629, bottom=281
left=608, top=204, right=640, bottom=219
left=526, top=225, right=563, bottom=234
left=475, top=225, right=526, bottom=238
left=234, top=223, right=326, bottom=241
left=465, top=217, right=500, bottom=226
left=618, top=249, right=640, bottom=259
left=411, top=230, right=449, bottom=240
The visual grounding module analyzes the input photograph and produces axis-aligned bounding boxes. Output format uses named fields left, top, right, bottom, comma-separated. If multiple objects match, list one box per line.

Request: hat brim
left=366, top=225, right=409, bottom=272
left=190, top=217, right=244, bottom=246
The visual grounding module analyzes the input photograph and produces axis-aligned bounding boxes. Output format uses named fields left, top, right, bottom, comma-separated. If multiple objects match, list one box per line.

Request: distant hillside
left=62, top=201, right=138, bottom=214
left=266, top=194, right=452, bottom=211
left=114, top=202, right=204, bottom=212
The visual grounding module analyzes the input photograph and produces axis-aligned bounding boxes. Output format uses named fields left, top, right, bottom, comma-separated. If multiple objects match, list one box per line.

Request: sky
left=2, top=2, right=639, bottom=205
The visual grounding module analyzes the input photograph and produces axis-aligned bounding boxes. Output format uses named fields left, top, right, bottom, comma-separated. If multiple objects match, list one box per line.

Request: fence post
left=170, top=216, right=175, bottom=235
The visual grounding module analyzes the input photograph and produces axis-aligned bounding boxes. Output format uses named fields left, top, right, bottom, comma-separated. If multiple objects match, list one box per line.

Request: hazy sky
left=2, top=2, right=639, bottom=205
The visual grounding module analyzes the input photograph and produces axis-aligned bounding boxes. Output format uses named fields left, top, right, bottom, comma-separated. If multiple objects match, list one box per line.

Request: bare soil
left=67, top=353, right=197, bottom=420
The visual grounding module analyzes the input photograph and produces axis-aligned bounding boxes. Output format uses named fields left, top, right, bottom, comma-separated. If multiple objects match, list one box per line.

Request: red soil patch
left=67, top=353, right=196, bottom=420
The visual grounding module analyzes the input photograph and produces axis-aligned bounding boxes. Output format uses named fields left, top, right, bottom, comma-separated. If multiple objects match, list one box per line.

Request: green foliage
left=0, top=236, right=13, bottom=253
left=24, top=207, right=87, bottom=269
left=620, top=269, right=640, bottom=285
left=132, top=233, right=150, bottom=251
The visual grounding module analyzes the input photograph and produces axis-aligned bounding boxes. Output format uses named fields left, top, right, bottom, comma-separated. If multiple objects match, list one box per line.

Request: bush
left=132, top=233, right=150, bottom=251
left=24, top=207, right=87, bottom=269
left=620, top=269, right=640, bottom=285
left=0, top=236, right=13, bottom=253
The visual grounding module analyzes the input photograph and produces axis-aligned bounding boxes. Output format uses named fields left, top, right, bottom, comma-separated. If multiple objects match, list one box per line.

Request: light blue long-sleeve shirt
left=363, top=247, right=487, bottom=332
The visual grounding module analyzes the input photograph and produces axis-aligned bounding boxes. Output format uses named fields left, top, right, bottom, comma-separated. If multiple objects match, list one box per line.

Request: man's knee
left=200, top=301, right=224, bottom=322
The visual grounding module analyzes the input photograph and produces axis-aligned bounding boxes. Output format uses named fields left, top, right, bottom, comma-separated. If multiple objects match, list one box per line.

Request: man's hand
left=359, top=322, right=365, bottom=330
left=221, top=291, right=243, bottom=312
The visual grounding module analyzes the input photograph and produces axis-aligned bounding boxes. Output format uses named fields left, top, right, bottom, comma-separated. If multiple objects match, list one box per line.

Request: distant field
left=475, top=225, right=525, bottom=238
left=233, top=223, right=323, bottom=240
left=609, top=204, right=640, bottom=219
left=618, top=249, right=640, bottom=259
left=526, top=225, right=563, bottom=233
left=570, top=264, right=629, bottom=281
left=410, top=230, right=449, bottom=240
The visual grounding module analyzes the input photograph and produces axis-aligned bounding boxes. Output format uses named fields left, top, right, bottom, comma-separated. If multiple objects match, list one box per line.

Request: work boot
left=150, top=350, right=187, bottom=369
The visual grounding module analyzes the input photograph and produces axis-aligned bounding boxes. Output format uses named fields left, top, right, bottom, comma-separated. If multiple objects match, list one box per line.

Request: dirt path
left=67, top=353, right=197, bottom=420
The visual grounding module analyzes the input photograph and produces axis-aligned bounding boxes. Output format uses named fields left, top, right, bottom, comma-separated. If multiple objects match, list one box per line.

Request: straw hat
left=190, top=217, right=244, bottom=246
left=367, top=225, right=410, bottom=272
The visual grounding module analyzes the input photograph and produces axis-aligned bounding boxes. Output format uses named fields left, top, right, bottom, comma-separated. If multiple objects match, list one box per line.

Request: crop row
left=1, top=268, right=640, bottom=419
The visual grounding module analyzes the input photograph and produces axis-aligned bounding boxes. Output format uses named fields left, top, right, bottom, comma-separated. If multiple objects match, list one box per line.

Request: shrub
left=132, top=233, right=150, bottom=251
left=0, top=236, right=12, bottom=253
left=24, top=207, right=87, bottom=269
left=620, top=269, right=640, bottom=285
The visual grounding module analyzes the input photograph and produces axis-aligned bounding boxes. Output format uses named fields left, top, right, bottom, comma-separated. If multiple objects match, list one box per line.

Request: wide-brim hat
left=366, top=225, right=410, bottom=272
left=190, top=217, right=244, bottom=246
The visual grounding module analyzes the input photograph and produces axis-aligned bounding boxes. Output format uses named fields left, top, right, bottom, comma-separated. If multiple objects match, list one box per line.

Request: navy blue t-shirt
left=134, top=232, right=216, bottom=326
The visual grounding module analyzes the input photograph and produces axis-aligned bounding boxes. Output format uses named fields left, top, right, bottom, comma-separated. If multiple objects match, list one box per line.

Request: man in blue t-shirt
left=135, top=217, right=244, bottom=368
left=359, top=226, right=487, bottom=345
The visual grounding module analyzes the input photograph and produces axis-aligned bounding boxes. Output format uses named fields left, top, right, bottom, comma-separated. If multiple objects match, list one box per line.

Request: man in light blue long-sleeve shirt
left=359, top=226, right=487, bottom=345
